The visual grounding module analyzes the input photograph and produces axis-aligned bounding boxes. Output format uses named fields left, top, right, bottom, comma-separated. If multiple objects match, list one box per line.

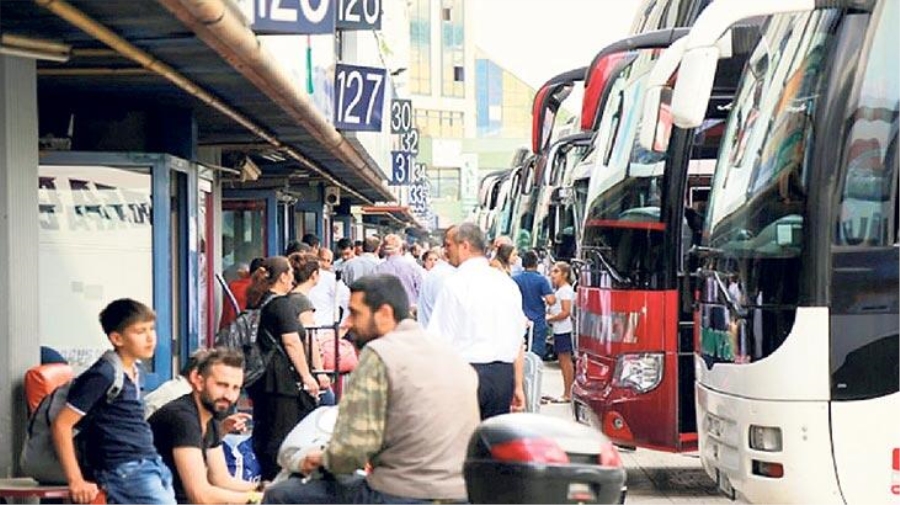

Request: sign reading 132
left=337, top=0, right=381, bottom=30
left=333, top=63, right=387, bottom=132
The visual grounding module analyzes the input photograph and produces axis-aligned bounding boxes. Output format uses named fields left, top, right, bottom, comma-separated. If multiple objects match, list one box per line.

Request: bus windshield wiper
left=688, top=245, right=724, bottom=258
left=583, top=246, right=633, bottom=286
left=711, top=270, right=748, bottom=319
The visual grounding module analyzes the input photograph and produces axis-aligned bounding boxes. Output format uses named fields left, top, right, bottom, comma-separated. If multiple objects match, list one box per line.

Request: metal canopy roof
left=361, top=205, right=425, bottom=230
left=0, top=0, right=392, bottom=204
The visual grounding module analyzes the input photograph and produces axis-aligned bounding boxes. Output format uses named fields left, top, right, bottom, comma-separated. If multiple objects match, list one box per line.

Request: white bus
left=641, top=0, right=898, bottom=502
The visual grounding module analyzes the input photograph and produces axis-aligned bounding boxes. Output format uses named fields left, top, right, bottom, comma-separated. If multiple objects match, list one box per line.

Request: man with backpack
left=51, top=299, right=176, bottom=504
left=148, top=347, right=263, bottom=504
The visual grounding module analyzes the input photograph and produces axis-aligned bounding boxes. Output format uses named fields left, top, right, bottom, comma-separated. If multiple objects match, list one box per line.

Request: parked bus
left=641, top=0, right=898, bottom=502
left=507, top=68, right=585, bottom=250
left=570, top=22, right=755, bottom=452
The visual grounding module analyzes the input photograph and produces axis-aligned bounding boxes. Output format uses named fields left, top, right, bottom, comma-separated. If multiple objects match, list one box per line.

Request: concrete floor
left=537, top=361, right=742, bottom=504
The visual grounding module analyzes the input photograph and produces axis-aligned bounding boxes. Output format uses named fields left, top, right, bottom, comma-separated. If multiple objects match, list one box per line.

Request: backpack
left=215, top=295, right=276, bottom=388
left=20, top=351, right=126, bottom=484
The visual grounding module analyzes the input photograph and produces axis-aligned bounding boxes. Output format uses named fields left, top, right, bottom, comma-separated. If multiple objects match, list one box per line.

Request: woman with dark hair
left=489, top=243, right=518, bottom=276
left=287, top=253, right=332, bottom=395
left=245, top=256, right=321, bottom=481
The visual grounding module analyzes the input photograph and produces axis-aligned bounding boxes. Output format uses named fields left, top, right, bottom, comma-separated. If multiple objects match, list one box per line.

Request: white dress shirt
left=308, top=269, right=350, bottom=327
left=416, top=260, right=456, bottom=328
left=427, top=257, right=527, bottom=364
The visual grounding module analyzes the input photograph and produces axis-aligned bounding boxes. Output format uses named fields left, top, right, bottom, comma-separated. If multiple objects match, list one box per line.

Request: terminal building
left=0, top=0, right=425, bottom=476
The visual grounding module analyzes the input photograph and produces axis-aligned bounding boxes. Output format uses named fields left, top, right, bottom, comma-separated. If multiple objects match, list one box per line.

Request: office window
left=441, top=0, right=465, bottom=98
left=409, top=0, right=431, bottom=95
left=428, top=167, right=460, bottom=200
left=415, top=109, right=464, bottom=138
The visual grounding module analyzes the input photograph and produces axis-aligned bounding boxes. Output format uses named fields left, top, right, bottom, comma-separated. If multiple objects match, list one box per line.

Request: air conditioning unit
left=324, top=186, right=341, bottom=207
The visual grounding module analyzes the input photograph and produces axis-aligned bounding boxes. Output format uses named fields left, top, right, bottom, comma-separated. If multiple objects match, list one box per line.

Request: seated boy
left=51, top=298, right=176, bottom=504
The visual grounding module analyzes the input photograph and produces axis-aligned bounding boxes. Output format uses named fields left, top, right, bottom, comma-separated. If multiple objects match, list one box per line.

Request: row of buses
left=469, top=0, right=898, bottom=503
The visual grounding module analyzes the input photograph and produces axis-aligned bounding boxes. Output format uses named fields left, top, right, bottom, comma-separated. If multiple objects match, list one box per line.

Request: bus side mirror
left=639, top=86, right=674, bottom=153
left=671, top=47, right=720, bottom=128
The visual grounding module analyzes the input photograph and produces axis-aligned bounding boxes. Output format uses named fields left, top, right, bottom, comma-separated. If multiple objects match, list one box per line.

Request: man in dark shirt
left=149, top=347, right=263, bottom=504
left=513, top=251, right=557, bottom=359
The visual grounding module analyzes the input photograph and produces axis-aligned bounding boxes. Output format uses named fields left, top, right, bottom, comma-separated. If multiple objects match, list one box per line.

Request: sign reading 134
left=333, top=63, right=387, bottom=132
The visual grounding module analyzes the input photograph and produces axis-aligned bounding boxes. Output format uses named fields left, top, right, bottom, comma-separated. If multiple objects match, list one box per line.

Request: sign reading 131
left=333, top=63, right=387, bottom=132
left=390, top=151, right=413, bottom=185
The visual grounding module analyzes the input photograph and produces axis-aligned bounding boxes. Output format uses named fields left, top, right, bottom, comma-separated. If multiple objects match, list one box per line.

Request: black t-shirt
left=258, top=293, right=304, bottom=346
left=148, top=394, right=220, bottom=503
left=256, top=292, right=315, bottom=396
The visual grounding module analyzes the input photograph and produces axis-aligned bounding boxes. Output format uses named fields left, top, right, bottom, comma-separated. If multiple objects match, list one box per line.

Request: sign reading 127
left=252, top=0, right=336, bottom=35
left=333, top=63, right=387, bottom=132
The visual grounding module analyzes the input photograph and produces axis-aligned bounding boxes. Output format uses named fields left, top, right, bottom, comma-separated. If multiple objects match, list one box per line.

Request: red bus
left=571, top=31, right=753, bottom=451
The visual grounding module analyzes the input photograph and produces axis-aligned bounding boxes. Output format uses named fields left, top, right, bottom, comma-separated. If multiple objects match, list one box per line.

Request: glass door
left=222, top=199, right=268, bottom=280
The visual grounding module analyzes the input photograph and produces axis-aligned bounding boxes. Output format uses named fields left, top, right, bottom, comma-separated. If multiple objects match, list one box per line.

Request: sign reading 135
left=333, top=63, right=387, bottom=132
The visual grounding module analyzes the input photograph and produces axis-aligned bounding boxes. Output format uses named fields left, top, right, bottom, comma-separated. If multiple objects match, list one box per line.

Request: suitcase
left=523, top=323, right=543, bottom=413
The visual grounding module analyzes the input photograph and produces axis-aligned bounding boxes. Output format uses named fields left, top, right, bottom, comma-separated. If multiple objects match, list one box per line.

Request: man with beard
left=149, top=347, right=264, bottom=504
left=263, top=274, right=480, bottom=504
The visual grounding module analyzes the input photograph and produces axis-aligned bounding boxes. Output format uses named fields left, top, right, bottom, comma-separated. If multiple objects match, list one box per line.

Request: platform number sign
left=390, top=151, right=413, bottom=185
left=409, top=165, right=430, bottom=213
left=399, top=128, right=419, bottom=155
left=252, top=0, right=336, bottom=34
left=337, top=0, right=381, bottom=30
left=334, top=63, right=386, bottom=132
left=390, top=99, right=413, bottom=133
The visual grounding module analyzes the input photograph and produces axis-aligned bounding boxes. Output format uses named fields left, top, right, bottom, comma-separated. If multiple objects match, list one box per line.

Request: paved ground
left=538, top=361, right=741, bottom=504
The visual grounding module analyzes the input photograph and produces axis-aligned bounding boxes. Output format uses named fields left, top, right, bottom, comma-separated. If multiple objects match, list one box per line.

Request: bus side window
left=836, top=0, right=898, bottom=248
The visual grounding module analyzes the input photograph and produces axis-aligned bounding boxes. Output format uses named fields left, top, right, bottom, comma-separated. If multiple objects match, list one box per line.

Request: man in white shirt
left=308, top=248, right=350, bottom=327
left=427, top=223, right=527, bottom=418
left=416, top=251, right=455, bottom=328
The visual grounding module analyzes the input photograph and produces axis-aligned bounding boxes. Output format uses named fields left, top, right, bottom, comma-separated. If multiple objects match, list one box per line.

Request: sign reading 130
left=337, top=0, right=381, bottom=30
left=333, top=63, right=387, bottom=132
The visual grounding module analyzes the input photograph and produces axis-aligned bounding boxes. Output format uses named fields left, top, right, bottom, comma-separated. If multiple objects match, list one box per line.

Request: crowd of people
left=48, top=225, right=577, bottom=504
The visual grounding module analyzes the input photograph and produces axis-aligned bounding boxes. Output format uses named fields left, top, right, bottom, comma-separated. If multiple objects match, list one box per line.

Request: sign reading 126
left=333, top=63, right=387, bottom=132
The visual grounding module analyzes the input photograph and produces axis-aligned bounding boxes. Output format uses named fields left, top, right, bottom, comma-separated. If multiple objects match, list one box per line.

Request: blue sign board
left=251, top=0, right=336, bottom=34
left=389, top=151, right=413, bottom=185
left=336, top=0, right=382, bottom=30
left=334, top=63, right=387, bottom=132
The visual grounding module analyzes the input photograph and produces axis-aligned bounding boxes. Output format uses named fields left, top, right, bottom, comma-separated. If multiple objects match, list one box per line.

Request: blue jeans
left=95, top=456, right=175, bottom=504
left=264, top=474, right=465, bottom=504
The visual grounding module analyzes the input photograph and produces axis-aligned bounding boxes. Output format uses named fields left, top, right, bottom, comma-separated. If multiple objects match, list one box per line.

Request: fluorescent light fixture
left=0, top=34, right=71, bottom=63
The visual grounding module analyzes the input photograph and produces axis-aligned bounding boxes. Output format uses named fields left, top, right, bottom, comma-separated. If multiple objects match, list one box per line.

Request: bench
left=0, top=477, right=69, bottom=503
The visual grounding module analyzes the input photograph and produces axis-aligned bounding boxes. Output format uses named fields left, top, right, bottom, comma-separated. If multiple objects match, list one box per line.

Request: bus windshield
left=581, top=52, right=665, bottom=289
left=699, top=11, right=841, bottom=364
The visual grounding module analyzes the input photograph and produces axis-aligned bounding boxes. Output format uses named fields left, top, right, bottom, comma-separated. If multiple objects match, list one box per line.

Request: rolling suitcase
left=523, top=322, right=543, bottom=413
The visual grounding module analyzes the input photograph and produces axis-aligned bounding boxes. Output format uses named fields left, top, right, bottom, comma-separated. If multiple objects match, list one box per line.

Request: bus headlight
left=613, top=353, right=663, bottom=393
left=749, top=425, right=782, bottom=452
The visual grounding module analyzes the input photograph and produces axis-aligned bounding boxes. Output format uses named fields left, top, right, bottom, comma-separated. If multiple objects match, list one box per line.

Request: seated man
left=263, top=274, right=480, bottom=504
left=148, top=348, right=263, bottom=504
